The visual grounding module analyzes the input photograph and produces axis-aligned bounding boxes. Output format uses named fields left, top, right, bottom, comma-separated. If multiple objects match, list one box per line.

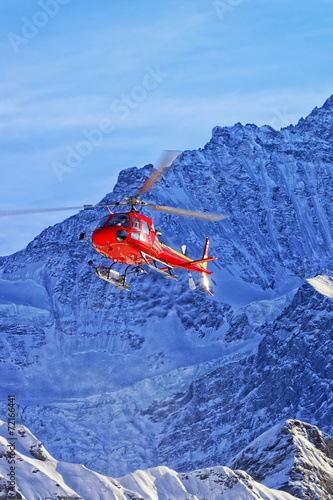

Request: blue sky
left=1, top=0, right=333, bottom=255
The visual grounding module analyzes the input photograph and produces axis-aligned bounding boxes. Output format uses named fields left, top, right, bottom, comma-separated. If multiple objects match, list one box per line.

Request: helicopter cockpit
left=95, top=214, right=130, bottom=229
left=107, top=214, right=130, bottom=228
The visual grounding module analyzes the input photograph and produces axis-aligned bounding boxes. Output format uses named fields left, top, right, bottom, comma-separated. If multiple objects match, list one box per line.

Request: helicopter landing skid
left=140, top=252, right=178, bottom=280
left=88, top=261, right=130, bottom=291
left=164, top=274, right=178, bottom=280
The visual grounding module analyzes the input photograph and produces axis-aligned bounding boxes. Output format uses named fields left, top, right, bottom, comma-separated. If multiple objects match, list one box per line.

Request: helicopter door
left=139, top=219, right=152, bottom=249
left=131, top=216, right=140, bottom=241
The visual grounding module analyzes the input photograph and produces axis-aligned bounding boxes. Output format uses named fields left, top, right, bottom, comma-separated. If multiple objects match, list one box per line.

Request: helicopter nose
left=92, top=228, right=108, bottom=248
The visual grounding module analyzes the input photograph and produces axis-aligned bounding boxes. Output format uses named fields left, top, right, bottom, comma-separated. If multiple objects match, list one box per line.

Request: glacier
left=0, top=95, right=333, bottom=497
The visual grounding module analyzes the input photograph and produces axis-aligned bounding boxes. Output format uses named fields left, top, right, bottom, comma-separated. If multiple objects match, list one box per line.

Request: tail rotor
left=201, top=238, right=214, bottom=296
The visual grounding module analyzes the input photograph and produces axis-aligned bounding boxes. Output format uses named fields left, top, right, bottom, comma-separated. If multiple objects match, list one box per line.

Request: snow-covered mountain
left=0, top=95, right=333, bottom=497
left=228, top=419, right=333, bottom=500
left=1, top=418, right=331, bottom=499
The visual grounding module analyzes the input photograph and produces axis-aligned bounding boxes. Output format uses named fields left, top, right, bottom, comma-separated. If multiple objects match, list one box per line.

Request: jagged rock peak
left=211, top=94, right=333, bottom=140
left=322, top=93, right=333, bottom=110
left=293, top=94, right=333, bottom=138
left=305, top=94, right=333, bottom=116
left=211, top=121, right=263, bottom=140
left=98, top=163, right=154, bottom=206
left=228, top=419, right=333, bottom=500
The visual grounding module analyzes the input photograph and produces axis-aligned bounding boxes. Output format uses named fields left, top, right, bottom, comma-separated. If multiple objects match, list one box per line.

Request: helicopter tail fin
left=201, top=238, right=214, bottom=296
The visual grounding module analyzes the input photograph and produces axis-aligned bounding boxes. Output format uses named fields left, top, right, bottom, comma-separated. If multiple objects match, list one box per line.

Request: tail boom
left=159, top=238, right=217, bottom=295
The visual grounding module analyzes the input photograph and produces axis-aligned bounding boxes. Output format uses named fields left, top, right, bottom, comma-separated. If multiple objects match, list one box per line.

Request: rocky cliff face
left=0, top=96, right=332, bottom=496
left=228, top=419, right=333, bottom=500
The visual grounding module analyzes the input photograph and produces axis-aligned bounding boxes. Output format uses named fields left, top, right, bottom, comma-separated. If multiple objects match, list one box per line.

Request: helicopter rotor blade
left=145, top=203, right=228, bottom=221
left=0, top=149, right=227, bottom=223
left=0, top=204, right=113, bottom=216
left=134, top=150, right=181, bottom=199
left=0, top=206, right=89, bottom=216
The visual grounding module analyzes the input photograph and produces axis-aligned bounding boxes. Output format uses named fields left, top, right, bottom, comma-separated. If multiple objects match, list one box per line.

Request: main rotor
left=100, top=150, right=227, bottom=222
left=0, top=151, right=228, bottom=222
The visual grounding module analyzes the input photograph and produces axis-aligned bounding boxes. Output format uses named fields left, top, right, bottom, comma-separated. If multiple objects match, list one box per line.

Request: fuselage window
left=107, top=214, right=130, bottom=228
left=141, top=220, right=150, bottom=235
left=132, top=216, right=140, bottom=231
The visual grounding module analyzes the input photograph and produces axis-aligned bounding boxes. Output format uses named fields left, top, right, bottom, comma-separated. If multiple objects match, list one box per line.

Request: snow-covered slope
left=307, top=270, right=333, bottom=298
left=1, top=419, right=325, bottom=499
left=0, top=95, right=333, bottom=496
left=228, top=419, right=333, bottom=500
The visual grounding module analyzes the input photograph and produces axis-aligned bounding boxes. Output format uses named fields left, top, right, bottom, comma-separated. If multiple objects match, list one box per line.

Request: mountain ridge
left=1, top=418, right=331, bottom=499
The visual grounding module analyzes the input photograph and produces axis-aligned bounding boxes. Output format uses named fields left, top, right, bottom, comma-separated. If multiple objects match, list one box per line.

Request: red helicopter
left=1, top=152, right=227, bottom=295
left=79, top=152, right=228, bottom=295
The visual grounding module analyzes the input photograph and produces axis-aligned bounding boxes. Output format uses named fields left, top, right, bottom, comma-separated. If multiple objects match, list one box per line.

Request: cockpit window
left=95, top=215, right=110, bottom=229
left=107, top=214, right=130, bottom=228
